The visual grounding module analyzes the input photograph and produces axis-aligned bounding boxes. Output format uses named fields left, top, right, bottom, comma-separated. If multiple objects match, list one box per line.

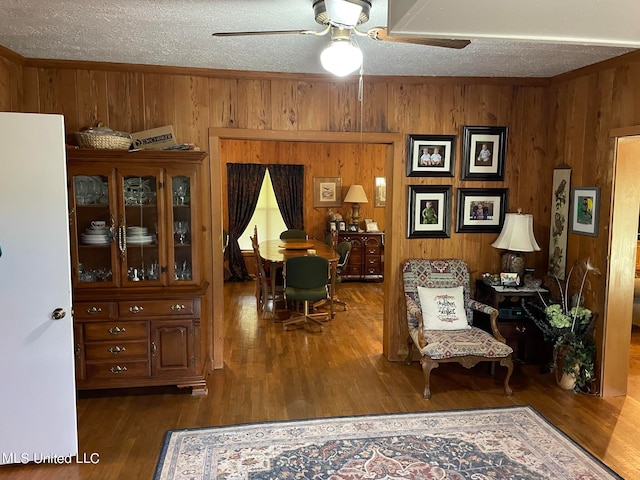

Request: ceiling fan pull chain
left=359, top=62, right=364, bottom=140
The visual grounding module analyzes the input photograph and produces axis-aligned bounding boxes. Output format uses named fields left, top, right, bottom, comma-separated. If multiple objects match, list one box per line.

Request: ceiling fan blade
left=368, top=27, right=470, bottom=49
left=212, top=30, right=315, bottom=37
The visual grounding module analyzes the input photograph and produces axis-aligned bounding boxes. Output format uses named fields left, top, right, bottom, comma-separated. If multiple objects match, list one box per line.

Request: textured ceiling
left=0, top=0, right=637, bottom=78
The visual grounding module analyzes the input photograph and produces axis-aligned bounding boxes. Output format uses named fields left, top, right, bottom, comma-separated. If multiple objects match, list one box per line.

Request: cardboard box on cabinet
left=131, top=125, right=177, bottom=150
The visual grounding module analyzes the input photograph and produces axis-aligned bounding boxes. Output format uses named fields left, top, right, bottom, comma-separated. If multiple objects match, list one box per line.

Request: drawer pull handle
left=87, top=306, right=102, bottom=314
left=108, top=326, right=126, bottom=335
left=151, top=341, right=157, bottom=356
left=171, top=304, right=186, bottom=311
left=516, top=326, right=527, bottom=333
left=110, top=366, right=127, bottom=374
left=108, top=346, right=126, bottom=355
left=129, top=305, right=144, bottom=314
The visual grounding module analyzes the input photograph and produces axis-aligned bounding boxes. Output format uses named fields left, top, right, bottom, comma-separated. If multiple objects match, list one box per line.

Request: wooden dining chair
left=250, top=233, right=283, bottom=318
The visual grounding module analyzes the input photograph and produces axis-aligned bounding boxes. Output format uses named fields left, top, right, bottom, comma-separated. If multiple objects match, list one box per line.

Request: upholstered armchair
left=402, top=259, right=514, bottom=399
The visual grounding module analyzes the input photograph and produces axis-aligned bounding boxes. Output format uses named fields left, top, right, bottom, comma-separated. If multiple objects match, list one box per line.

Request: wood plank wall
left=10, top=48, right=640, bottom=373
left=219, top=139, right=387, bottom=239
left=548, top=51, right=640, bottom=394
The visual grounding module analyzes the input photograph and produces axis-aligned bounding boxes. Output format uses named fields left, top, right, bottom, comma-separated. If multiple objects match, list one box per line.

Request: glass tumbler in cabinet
left=172, top=175, right=193, bottom=282
left=121, top=175, right=161, bottom=285
left=72, top=174, right=115, bottom=286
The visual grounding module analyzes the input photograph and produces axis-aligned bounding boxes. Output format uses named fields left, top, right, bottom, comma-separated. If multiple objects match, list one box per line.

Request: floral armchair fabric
left=402, top=259, right=514, bottom=399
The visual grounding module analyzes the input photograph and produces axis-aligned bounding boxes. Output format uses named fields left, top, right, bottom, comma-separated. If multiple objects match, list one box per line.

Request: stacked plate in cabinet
left=80, top=227, right=111, bottom=245
left=127, top=226, right=155, bottom=245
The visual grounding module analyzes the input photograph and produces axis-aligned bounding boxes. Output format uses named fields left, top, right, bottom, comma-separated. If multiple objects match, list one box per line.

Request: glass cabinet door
left=118, top=171, right=162, bottom=286
left=71, top=172, right=116, bottom=286
left=170, top=174, right=194, bottom=284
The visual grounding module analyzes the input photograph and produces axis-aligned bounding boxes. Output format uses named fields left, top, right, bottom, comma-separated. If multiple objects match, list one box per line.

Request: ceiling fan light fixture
left=324, top=0, right=362, bottom=27
left=320, top=39, right=363, bottom=77
left=313, top=0, right=371, bottom=27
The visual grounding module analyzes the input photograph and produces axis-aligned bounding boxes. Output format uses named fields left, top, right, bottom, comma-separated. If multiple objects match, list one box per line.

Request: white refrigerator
left=0, top=112, right=78, bottom=464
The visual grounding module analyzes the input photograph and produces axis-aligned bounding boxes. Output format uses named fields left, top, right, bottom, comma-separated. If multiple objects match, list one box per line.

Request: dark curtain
left=269, top=164, right=304, bottom=230
left=227, top=163, right=267, bottom=281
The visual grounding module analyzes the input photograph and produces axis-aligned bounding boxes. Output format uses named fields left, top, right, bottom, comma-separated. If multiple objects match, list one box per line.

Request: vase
left=557, top=369, right=577, bottom=390
left=554, top=345, right=579, bottom=390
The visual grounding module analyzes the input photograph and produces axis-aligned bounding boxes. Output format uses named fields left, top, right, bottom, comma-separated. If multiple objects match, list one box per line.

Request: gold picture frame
left=374, top=177, right=386, bottom=207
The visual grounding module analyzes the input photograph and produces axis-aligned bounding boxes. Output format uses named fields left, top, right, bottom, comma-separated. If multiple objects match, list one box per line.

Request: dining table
left=259, top=238, right=339, bottom=320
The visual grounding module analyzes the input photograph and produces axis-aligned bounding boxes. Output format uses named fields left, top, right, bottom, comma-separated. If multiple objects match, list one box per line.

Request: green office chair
left=279, top=229, right=308, bottom=240
left=314, top=240, right=351, bottom=313
left=282, top=255, right=330, bottom=331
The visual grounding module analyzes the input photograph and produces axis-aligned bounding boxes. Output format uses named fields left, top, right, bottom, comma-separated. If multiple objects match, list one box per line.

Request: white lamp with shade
left=343, top=184, right=368, bottom=228
left=491, top=209, right=540, bottom=285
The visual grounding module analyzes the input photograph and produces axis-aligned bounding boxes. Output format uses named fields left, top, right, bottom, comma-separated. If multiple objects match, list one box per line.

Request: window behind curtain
left=237, top=169, right=287, bottom=249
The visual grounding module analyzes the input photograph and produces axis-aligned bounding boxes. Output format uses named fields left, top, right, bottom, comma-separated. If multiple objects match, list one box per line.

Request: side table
left=475, top=280, right=549, bottom=365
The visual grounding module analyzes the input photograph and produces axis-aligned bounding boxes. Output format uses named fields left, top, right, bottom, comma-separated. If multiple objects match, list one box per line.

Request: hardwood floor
left=2, top=281, right=640, bottom=479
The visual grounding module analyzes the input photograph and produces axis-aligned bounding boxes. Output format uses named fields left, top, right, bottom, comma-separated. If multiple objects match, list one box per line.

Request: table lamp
left=491, top=209, right=540, bottom=285
left=343, top=184, right=368, bottom=228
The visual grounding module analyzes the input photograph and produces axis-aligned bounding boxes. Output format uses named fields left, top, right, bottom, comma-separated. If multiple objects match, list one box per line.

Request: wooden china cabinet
left=67, top=149, right=209, bottom=395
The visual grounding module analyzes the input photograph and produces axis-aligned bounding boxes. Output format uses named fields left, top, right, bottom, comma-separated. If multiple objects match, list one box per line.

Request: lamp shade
left=491, top=213, right=541, bottom=252
left=344, top=184, right=368, bottom=204
left=320, top=40, right=363, bottom=77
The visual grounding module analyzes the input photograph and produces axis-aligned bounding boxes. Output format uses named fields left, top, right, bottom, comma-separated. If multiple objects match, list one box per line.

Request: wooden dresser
left=337, top=232, right=384, bottom=281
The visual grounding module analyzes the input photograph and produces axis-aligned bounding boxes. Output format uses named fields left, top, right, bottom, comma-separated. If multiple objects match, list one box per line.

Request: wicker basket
left=76, top=131, right=132, bottom=150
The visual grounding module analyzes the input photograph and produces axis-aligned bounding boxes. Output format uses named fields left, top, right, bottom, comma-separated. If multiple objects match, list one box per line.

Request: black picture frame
left=456, top=188, right=508, bottom=233
left=406, top=134, right=456, bottom=177
left=461, top=126, right=508, bottom=181
left=570, top=187, right=600, bottom=236
left=407, top=185, right=452, bottom=238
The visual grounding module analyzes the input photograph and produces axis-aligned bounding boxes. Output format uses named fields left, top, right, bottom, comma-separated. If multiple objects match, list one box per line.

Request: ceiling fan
left=212, top=0, right=471, bottom=77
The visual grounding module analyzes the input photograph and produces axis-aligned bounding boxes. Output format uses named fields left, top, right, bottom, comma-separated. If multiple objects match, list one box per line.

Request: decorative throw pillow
left=417, top=285, right=469, bottom=330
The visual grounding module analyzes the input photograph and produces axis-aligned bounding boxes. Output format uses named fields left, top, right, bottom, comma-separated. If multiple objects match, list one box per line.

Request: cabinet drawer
left=74, top=302, right=115, bottom=320
left=83, top=321, right=148, bottom=342
left=497, top=321, right=530, bottom=339
left=365, top=257, right=381, bottom=270
left=84, top=341, right=149, bottom=361
left=365, top=246, right=380, bottom=255
left=344, top=265, right=361, bottom=276
left=118, top=299, right=196, bottom=318
left=85, top=361, right=150, bottom=380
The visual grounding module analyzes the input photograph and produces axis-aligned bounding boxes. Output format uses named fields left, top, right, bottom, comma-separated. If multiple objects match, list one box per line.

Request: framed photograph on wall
left=455, top=188, right=508, bottom=233
left=461, top=126, right=508, bottom=180
left=313, top=177, right=342, bottom=208
left=406, top=134, right=456, bottom=177
left=570, top=187, right=600, bottom=236
left=407, top=185, right=452, bottom=238
left=548, top=165, right=571, bottom=280
left=374, top=177, right=386, bottom=207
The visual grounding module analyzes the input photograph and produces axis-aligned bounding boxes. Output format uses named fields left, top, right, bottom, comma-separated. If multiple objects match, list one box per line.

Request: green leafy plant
left=522, top=259, right=600, bottom=392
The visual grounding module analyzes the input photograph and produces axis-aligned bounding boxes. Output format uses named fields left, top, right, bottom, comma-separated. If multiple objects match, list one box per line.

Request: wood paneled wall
left=0, top=46, right=23, bottom=111
left=548, top=51, right=640, bottom=395
left=220, top=139, right=387, bottom=239
left=0, top=47, right=594, bottom=367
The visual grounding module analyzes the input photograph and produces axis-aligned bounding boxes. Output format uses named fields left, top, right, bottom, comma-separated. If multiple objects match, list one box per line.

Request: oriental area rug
left=154, top=405, right=621, bottom=480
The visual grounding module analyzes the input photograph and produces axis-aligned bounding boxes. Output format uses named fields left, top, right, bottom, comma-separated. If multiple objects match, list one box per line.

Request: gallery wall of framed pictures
left=405, top=126, right=511, bottom=239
